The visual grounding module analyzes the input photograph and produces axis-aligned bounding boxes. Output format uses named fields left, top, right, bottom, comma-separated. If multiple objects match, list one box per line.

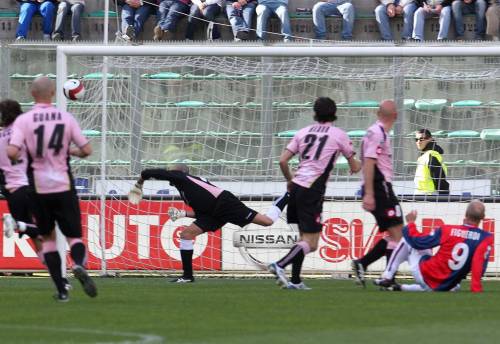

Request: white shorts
left=407, top=246, right=432, bottom=291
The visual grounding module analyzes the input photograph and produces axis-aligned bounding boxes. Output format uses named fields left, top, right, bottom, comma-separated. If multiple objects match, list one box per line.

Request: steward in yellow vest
left=414, top=130, right=450, bottom=195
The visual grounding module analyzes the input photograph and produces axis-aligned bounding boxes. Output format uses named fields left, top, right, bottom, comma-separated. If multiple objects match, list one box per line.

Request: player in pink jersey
left=0, top=99, right=43, bottom=257
left=267, top=97, right=361, bottom=289
left=351, top=100, right=404, bottom=287
left=378, top=200, right=492, bottom=292
left=7, top=76, right=96, bottom=302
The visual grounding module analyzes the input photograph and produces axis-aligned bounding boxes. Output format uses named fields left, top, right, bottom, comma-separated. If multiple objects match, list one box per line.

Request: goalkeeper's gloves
left=168, top=207, right=186, bottom=221
left=128, top=183, right=143, bottom=205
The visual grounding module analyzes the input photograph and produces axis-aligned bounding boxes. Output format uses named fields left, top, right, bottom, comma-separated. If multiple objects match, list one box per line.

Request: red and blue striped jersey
left=403, top=223, right=493, bottom=292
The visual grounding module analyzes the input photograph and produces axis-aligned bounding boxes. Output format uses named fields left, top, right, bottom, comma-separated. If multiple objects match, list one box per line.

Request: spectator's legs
left=70, top=3, right=85, bottom=38
left=374, top=4, right=392, bottom=40
left=274, top=4, right=292, bottom=41
left=312, top=2, right=339, bottom=40
left=256, top=4, right=271, bottom=40
left=53, top=1, right=70, bottom=38
left=412, top=7, right=427, bottom=41
left=402, top=2, right=418, bottom=40
left=134, top=4, right=154, bottom=35
left=16, top=2, right=38, bottom=39
left=473, top=0, right=487, bottom=39
left=486, top=3, right=500, bottom=40
left=121, top=4, right=135, bottom=33
left=337, top=2, right=354, bottom=40
left=164, top=1, right=189, bottom=32
left=226, top=4, right=242, bottom=37
left=204, top=4, right=222, bottom=39
left=451, top=0, right=465, bottom=38
left=39, top=1, right=55, bottom=36
left=242, top=3, right=256, bottom=34
left=158, top=0, right=173, bottom=30
left=185, top=4, right=200, bottom=40
left=437, top=6, right=451, bottom=40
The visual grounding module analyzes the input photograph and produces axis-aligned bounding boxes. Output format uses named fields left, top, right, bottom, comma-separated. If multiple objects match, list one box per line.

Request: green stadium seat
left=346, top=101, right=379, bottom=107
left=415, top=99, right=447, bottom=111
left=404, top=99, right=415, bottom=109
left=347, top=130, right=366, bottom=138
left=207, top=102, right=241, bottom=107
left=447, top=130, right=480, bottom=138
left=175, top=101, right=206, bottom=107
left=183, top=73, right=218, bottom=80
left=143, top=72, right=182, bottom=79
left=0, top=11, right=18, bottom=17
left=430, top=130, right=448, bottom=138
left=142, top=131, right=171, bottom=136
left=82, top=73, right=121, bottom=80
left=274, top=102, right=312, bottom=108
left=87, top=10, right=118, bottom=18
left=480, top=129, right=500, bottom=141
left=451, top=100, right=483, bottom=107
left=244, top=102, right=262, bottom=108
left=83, top=130, right=101, bottom=137
left=216, top=74, right=259, bottom=80
left=142, top=102, right=175, bottom=108
left=277, top=130, right=297, bottom=138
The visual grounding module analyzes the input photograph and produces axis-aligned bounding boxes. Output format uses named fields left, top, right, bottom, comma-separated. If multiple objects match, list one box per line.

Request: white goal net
left=50, top=45, right=500, bottom=276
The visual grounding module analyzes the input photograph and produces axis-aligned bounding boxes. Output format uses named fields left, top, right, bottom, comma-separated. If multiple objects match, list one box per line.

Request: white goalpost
left=55, top=45, right=500, bottom=277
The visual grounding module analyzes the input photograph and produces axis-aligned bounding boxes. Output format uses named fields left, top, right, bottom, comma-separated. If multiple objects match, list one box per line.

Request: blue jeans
left=256, top=2, right=291, bottom=40
left=375, top=2, right=418, bottom=40
left=121, top=4, right=156, bottom=35
left=226, top=2, right=256, bottom=36
left=158, top=0, right=190, bottom=31
left=413, top=6, right=451, bottom=40
left=452, top=0, right=487, bottom=39
left=53, top=2, right=85, bottom=38
left=312, top=2, right=354, bottom=40
left=16, top=1, right=55, bottom=38
left=186, top=4, right=221, bottom=40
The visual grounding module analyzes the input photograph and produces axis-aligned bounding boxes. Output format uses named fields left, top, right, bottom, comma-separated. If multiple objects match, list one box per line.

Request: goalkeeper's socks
left=291, top=249, right=305, bottom=284
left=277, top=241, right=311, bottom=268
left=44, top=251, right=66, bottom=294
left=69, top=239, right=87, bottom=266
left=180, top=249, right=194, bottom=279
left=265, top=192, right=290, bottom=222
left=358, top=238, right=388, bottom=269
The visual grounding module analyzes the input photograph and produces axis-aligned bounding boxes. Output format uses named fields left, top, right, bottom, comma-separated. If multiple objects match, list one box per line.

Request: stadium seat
left=480, top=129, right=500, bottom=141
left=347, top=130, right=366, bottom=138
left=447, top=130, right=480, bottom=138
left=142, top=72, right=182, bottom=79
left=415, top=99, right=447, bottom=111
left=87, top=10, right=118, bottom=18
left=275, top=102, right=312, bottom=108
left=175, top=101, right=206, bottom=107
left=277, top=130, right=297, bottom=138
left=404, top=99, right=415, bottom=109
left=346, top=100, right=379, bottom=107
left=82, top=73, right=128, bottom=80
left=451, top=100, right=483, bottom=107
left=82, top=130, right=101, bottom=137
left=207, top=102, right=240, bottom=107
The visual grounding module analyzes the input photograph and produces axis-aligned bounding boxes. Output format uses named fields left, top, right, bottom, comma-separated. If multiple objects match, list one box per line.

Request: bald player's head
left=377, top=100, right=398, bottom=126
left=464, top=199, right=486, bottom=226
left=169, top=163, right=190, bottom=174
left=31, top=76, right=55, bottom=103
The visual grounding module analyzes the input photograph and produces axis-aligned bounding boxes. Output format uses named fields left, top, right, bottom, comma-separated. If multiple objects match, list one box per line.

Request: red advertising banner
left=0, top=200, right=221, bottom=271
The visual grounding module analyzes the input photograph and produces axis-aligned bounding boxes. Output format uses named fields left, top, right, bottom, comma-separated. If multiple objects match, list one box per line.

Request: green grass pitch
left=1, top=277, right=500, bottom=343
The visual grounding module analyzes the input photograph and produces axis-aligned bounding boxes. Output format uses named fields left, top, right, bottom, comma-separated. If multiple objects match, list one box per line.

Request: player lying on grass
left=128, top=163, right=289, bottom=282
left=268, top=97, right=361, bottom=290
left=375, top=200, right=492, bottom=292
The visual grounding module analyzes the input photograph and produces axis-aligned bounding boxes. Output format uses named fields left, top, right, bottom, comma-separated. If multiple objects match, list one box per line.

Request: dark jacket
left=416, top=0, right=453, bottom=6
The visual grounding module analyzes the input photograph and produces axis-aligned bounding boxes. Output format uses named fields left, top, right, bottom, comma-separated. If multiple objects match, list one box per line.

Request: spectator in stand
left=15, top=0, right=56, bottom=41
left=312, top=0, right=355, bottom=40
left=186, top=0, right=223, bottom=41
left=154, top=0, right=192, bottom=40
left=374, top=0, right=419, bottom=40
left=486, top=0, right=500, bottom=40
left=52, top=0, right=85, bottom=41
left=256, top=0, right=292, bottom=42
left=116, top=0, right=158, bottom=41
left=414, top=129, right=450, bottom=195
left=412, top=0, right=452, bottom=41
left=226, top=0, right=257, bottom=41
left=452, top=0, right=488, bottom=40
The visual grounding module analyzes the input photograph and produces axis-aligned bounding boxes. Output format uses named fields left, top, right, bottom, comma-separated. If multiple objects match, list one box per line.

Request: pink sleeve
left=362, top=129, right=381, bottom=159
left=338, top=130, right=355, bottom=159
left=286, top=134, right=300, bottom=155
left=70, top=116, right=89, bottom=148
left=9, top=117, right=26, bottom=148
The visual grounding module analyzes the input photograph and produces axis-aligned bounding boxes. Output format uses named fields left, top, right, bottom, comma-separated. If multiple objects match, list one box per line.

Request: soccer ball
left=63, top=79, right=85, bottom=101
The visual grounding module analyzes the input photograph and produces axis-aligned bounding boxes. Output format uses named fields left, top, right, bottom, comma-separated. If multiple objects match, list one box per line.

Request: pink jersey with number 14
left=9, top=103, right=89, bottom=194
left=286, top=122, right=355, bottom=191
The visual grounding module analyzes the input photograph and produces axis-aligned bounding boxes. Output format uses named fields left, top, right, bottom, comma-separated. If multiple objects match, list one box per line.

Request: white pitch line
left=0, top=324, right=165, bottom=344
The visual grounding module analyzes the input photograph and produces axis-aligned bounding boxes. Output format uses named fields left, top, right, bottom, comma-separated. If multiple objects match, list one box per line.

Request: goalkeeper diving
left=128, top=163, right=289, bottom=282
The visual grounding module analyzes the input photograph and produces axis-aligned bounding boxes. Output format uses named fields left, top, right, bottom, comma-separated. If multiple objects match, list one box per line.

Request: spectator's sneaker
left=267, top=262, right=288, bottom=287
left=52, top=32, right=63, bottom=41
left=153, top=25, right=164, bottom=41
left=72, top=34, right=81, bottom=42
left=123, top=25, right=136, bottom=41
left=235, top=31, right=249, bottom=41
left=53, top=291, right=69, bottom=302
left=72, top=265, right=97, bottom=297
left=284, top=282, right=312, bottom=290
left=373, top=278, right=396, bottom=288
left=15, top=36, right=25, bottom=41
left=351, top=260, right=365, bottom=287
left=3, top=214, right=17, bottom=238
left=170, top=276, right=195, bottom=283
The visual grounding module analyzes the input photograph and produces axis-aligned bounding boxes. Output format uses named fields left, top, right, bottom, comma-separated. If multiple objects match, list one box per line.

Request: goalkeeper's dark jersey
left=141, top=169, right=224, bottom=214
